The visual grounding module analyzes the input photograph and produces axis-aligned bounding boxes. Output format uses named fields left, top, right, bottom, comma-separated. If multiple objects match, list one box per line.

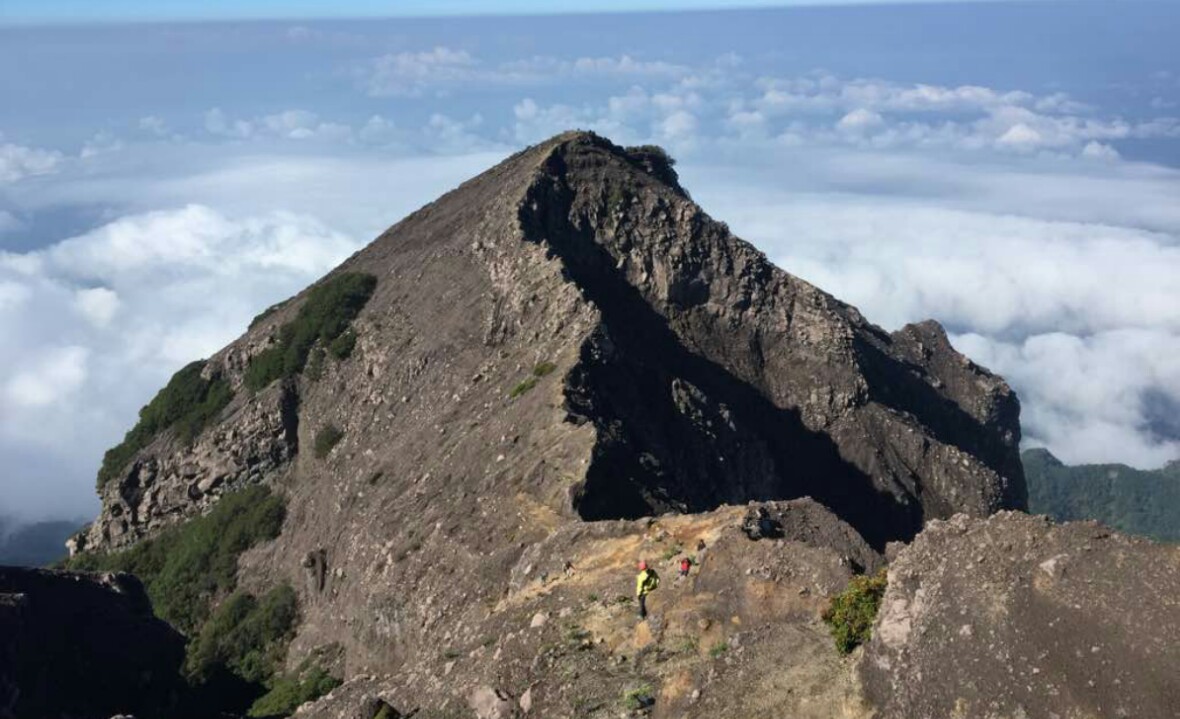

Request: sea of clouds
left=1, top=12, right=1178, bottom=520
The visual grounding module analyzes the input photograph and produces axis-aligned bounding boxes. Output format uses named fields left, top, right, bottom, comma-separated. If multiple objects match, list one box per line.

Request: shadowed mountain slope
left=67, top=132, right=1031, bottom=716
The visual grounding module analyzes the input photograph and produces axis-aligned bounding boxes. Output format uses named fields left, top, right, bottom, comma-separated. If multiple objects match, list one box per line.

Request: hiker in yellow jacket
left=636, top=560, right=660, bottom=619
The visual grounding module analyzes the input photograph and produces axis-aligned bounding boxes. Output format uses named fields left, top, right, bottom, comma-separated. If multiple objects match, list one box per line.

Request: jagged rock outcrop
left=861, top=511, right=1180, bottom=719
left=75, top=377, right=299, bottom=553
left=74, top=131, right=1029, bottom=712
left=0, top=568, right=186, bottom=719
left=82, top=131, right=1022, bottom=555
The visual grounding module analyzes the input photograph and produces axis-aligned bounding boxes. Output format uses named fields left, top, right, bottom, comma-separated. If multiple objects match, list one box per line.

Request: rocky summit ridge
left=46, top=131, right=1170, bottom=719
left=78, top=130, right=1024, bottom=558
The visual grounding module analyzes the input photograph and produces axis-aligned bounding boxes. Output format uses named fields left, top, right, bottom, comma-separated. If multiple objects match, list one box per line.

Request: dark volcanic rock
left=0, top=567, right=186, bottom=719
left=861, top=511, right=1180, bottom=719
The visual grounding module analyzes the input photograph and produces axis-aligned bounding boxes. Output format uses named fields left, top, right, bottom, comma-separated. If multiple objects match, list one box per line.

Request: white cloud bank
left=3, top=45, right=1180, bottom=521
left=0, top=205, right=360, bottom=519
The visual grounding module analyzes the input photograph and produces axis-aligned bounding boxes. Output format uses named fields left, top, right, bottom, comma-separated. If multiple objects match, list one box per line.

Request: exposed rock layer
left=862, top=511, right=1180, bottom=719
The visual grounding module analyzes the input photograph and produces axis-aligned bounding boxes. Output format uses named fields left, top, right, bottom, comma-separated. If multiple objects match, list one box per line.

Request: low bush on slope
left=69, top=486, right=333, bottom=712
left=69, top=484, right=285, bottom=634
left=96, top=360, right=233, bottom=488
left=244, top=272, right=377, bottom=391
left=822, top=569, right=888, bottom=654
left=247, top=660, right=342, bottom=718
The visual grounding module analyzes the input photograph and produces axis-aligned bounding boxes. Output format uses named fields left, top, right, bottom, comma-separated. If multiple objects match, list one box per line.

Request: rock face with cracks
left=69, top=132, right=1038, bottom=716
left=79, top=130, right=1024, bottom=556
left=862, top=511, right=1180, bottom=719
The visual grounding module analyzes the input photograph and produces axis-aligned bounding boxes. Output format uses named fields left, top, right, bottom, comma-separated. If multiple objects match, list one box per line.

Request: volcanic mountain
left=48, top=131, right=1067, bottom=718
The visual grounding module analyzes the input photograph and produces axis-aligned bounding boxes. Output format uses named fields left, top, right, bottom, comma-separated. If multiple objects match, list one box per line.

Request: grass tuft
left=822, top=569, right=888, bottom=654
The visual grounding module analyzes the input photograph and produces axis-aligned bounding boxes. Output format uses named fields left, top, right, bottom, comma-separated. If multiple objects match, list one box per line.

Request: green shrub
left=622, top=685, right=655, bottom=711
left=532, top=361, right=557, bottom=377
left=186, top=584, right=299, bottom=685
left=314, top=425, right=344, bottom=459
left=327, top=330, right=358, bottom=360
left=67, top=485, right=285, bottom=634
left=249, top=301, right=286, bottom=329
left=97, top=361, right=233, bottom=488
left=822, top=569, right=888, bottom=655
left=509, top=377, right=538, bottom=399
left=709, top=641, right=728, bottom=658
left=244, top=273, right=377, bottom=392
left=247, top=663, right=341, bottom=718
left=305, top=348, right=326, bottom=382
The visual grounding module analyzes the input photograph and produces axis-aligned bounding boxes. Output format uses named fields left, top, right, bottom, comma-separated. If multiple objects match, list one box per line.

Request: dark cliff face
left=520, top=135, right=1025, bottom=547
left=76, top=131, right=1026, bottom=689
left=0, top=568, right=186, bottom=719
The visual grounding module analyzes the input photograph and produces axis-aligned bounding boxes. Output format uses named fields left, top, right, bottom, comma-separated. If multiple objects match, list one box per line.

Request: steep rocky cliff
left=78, top=131, right=1023, bottom=557
left=70, top=131, right=1035, bottom=715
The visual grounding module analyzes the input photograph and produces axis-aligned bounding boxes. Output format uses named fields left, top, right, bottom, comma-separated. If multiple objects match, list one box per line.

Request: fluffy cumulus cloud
left=0, top=139, right=62, bottom=183
left=204, top=108, right=352, bottom=142
left=0, top=205, right=360, bottom=518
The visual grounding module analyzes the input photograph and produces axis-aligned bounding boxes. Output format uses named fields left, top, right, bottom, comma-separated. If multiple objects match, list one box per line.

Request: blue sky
left=1, top=1, right=1179, bottom=521
left=1, top=0, right=1041, bottom=24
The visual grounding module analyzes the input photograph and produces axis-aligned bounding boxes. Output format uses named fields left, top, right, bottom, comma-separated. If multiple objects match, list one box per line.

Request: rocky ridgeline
left=79, top=131, right=1024, bottom=556
left=55, top=132, right=1180, bottom=719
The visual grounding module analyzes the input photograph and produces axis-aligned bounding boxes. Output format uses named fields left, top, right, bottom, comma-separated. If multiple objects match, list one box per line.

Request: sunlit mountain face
left=1, top=1, right=1178, bottom=520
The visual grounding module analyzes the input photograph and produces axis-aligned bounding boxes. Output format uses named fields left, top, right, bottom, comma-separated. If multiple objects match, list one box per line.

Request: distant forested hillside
left=1023, top=449, right=1180, bottom=543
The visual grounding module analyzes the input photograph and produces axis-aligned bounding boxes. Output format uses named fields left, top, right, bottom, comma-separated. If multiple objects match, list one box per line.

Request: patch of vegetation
left=247, top=661, right=341, bottom=718
left=621, top=685, right=655, bottom=711
left=508, top=376, right=539, bottom=399
left=249, top=301, right=286, bottom=330
left=532, top=361, right=557, bottom=377
left=1023, top=448, right=1180, bottom=543
left=314, top=424, right=344, bottom=459
left=67, top=485, right=285, bottom=634
left=822, top=569, right=888, bottom=655
left=615, top=594, right=632, bottom=605
left=327, top=329, right=358, bottom=360
left=186, top=585, right=298, bottom=685
left=587, top=593, right=599, bottom=603
left=97, top=360, right=233, bottom=488
left=244, top=272, right=377, bottom=392
left=442, top=648, right=462, bottom=660
left=661, top=545, right=683, bottom=561
left=305, top=347, right=326, bottom=382
left=709, top=641, right=729, bottom=658
left=565, top=624, right=591, bottom=644
left=676, top=636, right=698, bottom=654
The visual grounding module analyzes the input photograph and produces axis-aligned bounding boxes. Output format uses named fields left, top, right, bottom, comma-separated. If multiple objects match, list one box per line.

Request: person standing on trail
left=636, top=560, right=660, bottom=619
